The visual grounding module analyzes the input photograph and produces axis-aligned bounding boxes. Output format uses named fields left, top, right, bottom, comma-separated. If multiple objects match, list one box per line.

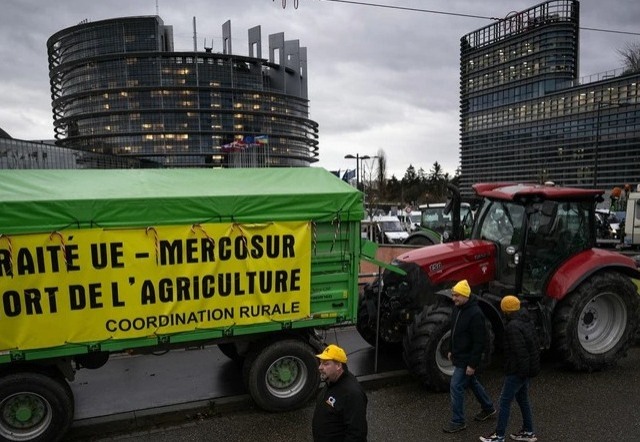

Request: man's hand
left=465, top=366, right=475, bottom=376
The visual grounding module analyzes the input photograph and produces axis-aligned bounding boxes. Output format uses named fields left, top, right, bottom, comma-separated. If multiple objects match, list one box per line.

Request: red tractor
left=357, top=182, right=640, bottom=390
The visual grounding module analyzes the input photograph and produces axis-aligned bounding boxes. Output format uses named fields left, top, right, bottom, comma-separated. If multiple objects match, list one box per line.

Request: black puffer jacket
left=450, top=295, right=487, bottom=370
left=503, top=309, right=541, bottom=378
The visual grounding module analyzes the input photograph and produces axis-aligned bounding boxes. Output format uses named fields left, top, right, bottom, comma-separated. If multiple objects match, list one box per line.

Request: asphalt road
left=66, top=326, right=402, bottom=422
left=66, top=346, right=640, bottom=442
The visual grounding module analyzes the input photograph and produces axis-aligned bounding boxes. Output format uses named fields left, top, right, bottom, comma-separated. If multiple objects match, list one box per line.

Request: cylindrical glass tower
left=47, top=16, right=318, bottom=168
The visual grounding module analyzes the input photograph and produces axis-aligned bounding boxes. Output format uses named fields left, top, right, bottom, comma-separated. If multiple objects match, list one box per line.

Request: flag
left=342, top=169, right=356, bottom=182
left=221, top=140, right=247, bottom=151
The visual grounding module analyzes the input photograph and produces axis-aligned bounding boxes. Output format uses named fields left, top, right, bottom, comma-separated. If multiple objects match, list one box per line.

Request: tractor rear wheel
left=553, top=271, right=640, bottom=370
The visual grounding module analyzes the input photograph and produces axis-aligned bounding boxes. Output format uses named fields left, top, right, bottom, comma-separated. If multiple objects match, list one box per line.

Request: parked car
left=397, top=210, right=422, bottom=232
left=595, top=208, right=623, bottom=246
left=362, top=216, right=409, bottom=244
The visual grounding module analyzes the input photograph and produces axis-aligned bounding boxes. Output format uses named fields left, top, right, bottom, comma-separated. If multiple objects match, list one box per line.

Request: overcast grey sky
left=1, top=0, right=639, bottom=178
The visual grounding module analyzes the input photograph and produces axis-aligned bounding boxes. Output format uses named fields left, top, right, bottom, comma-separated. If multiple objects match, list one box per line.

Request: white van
left=372, top=216, right=409, bottom=244
left=397, top=211, right=422, bottom=232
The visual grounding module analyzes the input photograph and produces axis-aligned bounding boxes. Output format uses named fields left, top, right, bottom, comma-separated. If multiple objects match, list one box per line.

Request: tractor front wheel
left=355, top=281, right=402, bottom=351
left=553, top=271, right=640, bottom=370
left=402, top=305, right=453, bottom=392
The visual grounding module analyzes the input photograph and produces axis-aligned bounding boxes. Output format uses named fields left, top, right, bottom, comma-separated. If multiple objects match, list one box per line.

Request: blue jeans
left=450, top=366, right=494, bottom=424
left=495, top=375, right=534, bottom=437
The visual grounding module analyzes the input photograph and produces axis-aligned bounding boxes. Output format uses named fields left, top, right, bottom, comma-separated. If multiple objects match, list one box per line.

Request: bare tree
left=618, top=42, right=640, bottom=74
left=376, top=149, right=387, bottom=194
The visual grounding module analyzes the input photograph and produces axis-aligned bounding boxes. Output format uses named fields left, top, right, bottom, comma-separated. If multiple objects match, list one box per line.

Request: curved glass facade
left=459, top=0, right=640, bottom=197
left=47, top=16, right=318, bottom=168
left=0, top=137, right=147, bottom=169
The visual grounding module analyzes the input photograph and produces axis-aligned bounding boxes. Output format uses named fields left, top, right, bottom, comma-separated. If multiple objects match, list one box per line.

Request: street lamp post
left=344, top=153, right=370, bottom=190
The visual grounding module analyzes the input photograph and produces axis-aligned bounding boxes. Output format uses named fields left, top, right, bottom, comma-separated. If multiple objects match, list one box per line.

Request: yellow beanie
left=500, top=295, right=521, bottom=312
left=452, top=280, right=471, bottom=297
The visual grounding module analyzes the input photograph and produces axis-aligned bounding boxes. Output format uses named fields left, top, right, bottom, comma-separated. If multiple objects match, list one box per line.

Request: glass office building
left=47, top=16, right=318, bottom=168
left=0, top=130, right=146, bottom=169
left=459, top=0, right=640, bottom=197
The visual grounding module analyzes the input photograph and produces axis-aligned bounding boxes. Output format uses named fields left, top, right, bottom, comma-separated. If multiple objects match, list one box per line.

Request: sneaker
left=479, top=433, right=505, bottom=442
left=442, top=422, right=467, bottom=433
left=474, top=408, right=497, bottom=421
left=510, top=430, right=537, bottom=442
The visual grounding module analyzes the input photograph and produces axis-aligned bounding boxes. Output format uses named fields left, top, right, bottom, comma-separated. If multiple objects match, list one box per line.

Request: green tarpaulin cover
left=0, top=168, right=363, bottom=234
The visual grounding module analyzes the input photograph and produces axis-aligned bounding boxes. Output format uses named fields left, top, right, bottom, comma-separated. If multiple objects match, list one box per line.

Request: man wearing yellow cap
left=312, top=344, right=368, bottom=441
left=444, top=279, right=496, bottom=433
left=480, top=296, right=539, bottom=442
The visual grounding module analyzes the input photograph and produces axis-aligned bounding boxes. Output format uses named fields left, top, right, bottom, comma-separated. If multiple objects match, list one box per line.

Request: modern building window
left=460, top=0, right=640, bottom=197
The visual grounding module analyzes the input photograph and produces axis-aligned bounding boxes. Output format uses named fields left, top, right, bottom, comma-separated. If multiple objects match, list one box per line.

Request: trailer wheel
left=245, top=339, right=319, bottom=412
left=403, top=305, right=453, bottom=392
left=0, top=371, right=74, bottom=442
left=553, top=271, right=640, bottom=370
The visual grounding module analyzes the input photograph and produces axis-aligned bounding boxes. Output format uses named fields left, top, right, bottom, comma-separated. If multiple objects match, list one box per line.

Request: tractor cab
left=472, top=193, right=595, bottom=297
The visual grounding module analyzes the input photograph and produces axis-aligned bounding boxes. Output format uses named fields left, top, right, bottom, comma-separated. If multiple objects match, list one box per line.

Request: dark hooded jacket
left=503, top=308, right=541, bottom=378
left=450, top=295, right=487, bottom=370
left=312, top=368, right=368, bottom=442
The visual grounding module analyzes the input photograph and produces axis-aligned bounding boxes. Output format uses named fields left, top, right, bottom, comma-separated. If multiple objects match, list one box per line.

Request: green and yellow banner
left=0, top=221, right=311, bottom=350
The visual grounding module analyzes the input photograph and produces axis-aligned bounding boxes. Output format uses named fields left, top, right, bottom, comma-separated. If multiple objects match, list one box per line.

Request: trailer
left=0, top=168, right=365, bottom=441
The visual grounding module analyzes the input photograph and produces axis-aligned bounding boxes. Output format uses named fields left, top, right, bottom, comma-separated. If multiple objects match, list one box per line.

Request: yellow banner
left=0, top=222, right=311, bottom=350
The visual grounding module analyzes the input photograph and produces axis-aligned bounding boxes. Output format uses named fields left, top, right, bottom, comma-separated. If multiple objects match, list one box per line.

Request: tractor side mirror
left=445, top=183, right=462, bottom=240
left=506, top=245, right=520, bottom=268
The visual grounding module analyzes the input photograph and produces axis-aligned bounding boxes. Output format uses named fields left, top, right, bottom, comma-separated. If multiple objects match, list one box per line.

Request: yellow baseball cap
left=316, top=344, right=348, bottom=363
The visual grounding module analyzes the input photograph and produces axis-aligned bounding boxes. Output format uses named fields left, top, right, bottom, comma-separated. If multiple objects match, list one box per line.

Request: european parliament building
left=0, top=130, right=146, bottom=170
left=459, top=0, right=640, bottom=197
left=45, top=16, right=318, bottom=168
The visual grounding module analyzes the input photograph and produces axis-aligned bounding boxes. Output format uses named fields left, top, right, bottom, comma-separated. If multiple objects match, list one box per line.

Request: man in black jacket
left=480, top=295, right=539, bottom=442
left=444, top=279, right=496, bottom=433
left=312, top=344, right=368, bottom=442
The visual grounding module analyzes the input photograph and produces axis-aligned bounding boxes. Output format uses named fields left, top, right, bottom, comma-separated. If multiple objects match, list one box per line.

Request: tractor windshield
left=380, top=219, right=405, bottom=233
left=475, top=200, right=525, bottom=246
